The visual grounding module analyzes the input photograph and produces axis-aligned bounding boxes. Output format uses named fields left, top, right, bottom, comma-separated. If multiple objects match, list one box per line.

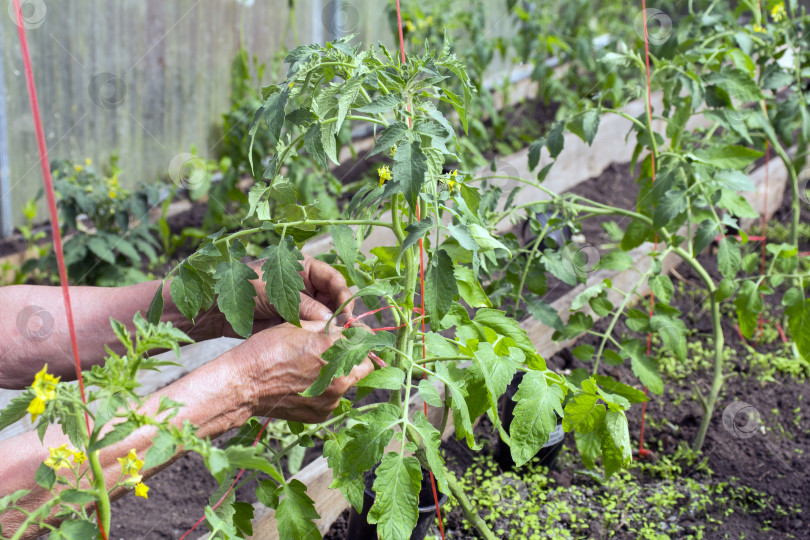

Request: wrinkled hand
left=224, top=320, right=373, bottom=423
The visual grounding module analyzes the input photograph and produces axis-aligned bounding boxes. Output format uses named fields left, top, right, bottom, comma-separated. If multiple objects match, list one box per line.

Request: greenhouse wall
left=0, top=0, right=394, bottom=236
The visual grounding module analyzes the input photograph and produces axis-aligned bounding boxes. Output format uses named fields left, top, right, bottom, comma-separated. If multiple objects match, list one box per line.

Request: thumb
left=299, top=294, right=333, bottom=322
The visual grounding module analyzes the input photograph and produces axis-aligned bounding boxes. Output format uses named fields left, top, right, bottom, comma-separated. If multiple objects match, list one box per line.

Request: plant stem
left=87, top=450, right=111, bottom=535
left=692, top=293, right=724, bottom=452
left=446, top=474, right=498, bottom=540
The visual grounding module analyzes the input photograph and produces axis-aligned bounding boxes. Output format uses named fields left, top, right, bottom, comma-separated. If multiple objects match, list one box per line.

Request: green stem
left=446, top=474, right=498, bottom=540
left=692, top=293, right=724, bottom=452
left=88, top=450, right=111, bottom=536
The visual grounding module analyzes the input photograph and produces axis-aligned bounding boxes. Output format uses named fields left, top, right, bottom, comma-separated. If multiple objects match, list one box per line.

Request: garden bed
left=101, top=152, right=793, bottom=539
left=324, top=177, right=810, bottom=540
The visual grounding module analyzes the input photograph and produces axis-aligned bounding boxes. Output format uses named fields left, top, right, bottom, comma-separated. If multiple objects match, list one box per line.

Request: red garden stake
left=638, top=0, right=656, bottom=461
left=394, top=1, right=447, bottom=537
left=11, top=1, right=108, bottom=538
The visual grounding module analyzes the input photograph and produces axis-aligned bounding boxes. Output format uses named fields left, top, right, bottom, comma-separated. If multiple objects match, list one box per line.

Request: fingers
left=304, top=257, right=354, bottom=316
left=299, top=294, right=333, bottom=322
left=347, top=356, right=375, bottom=385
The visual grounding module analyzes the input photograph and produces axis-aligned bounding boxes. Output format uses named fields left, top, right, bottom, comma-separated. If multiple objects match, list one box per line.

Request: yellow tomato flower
left=134, top=482, right=149, bottom=499
left=27, top=396, right=45, bottom=422
left=405, top=20, right=415, bottom=32
left=753, top=23, right=767, bottom=33
left=74, top=165, right=83, bottom=173
left=447, top=169, right=461, bottom=191
left=32, top=365, right=59, bottom=401
left=73, top=451, right=87, bottom=465
left=45, top=444, right=74, bottom=471
left=28, top=365, right=60, bottom=421
left=108, top=190, right=118, bottom=199
left=85, top=158, right=92, bottom=166
left=117, top=449, right=144, bottom=476
left=770, top=2, right=786, bottom=22
left=378, top=165, right=393, bottom=187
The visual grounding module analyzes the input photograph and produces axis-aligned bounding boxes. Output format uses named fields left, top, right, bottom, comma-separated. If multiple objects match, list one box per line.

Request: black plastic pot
left=346, top=466, right=448, bottom=540
left=521, top=211, right=571, bottom=249
left=495, top=371, right=566, bottom=471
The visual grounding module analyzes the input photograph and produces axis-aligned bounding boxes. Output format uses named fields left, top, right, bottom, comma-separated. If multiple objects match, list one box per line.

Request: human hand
left=223, top=320, right=373, bottom=423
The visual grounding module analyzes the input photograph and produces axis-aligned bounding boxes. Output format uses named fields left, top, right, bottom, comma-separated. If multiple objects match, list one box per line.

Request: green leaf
left=593, top=374, right=648, bottom=404
left=358, top=367, right=406, bottom=390
left=261, top=238, right=305, bottom=327
left=528, top=138, right=543, bottom=171
left=369, top=121, right=408, bottom=157
left=718, top=237, right=741, bottom=280
left=170, top=265, right=203, bottom=322
left=399, top=217, right=435, bottom=267
left=454, top=265, right=491, bottom=308
left=35, top=462, right=55, bottom=490
left=602, top=410, right=632, bottom=477
left=143, top=430, right=176, bottom=470
left=304, top=123, right=329, bottom=170
left=473, top=343, right=518, bottom=418
left=621, top=219, right=652, bottom=251
left=434, top=362, right=477, bottom=449
left=562, top=393, right=604, bottom=434
left=526, top=299, right=563, bottom=331
left=546, top=122, right=564, bottom=159
left=89, top=421, right=138, bottom=453
left=356, top=93, right=401, bottom=114
left=510, top=371, right=564, bottom=467
left=692, top=145, right=762, bottom=170
left=0, top=391, right=35, bottom=433
left=87, top=236, right=115, bottom=264
left=425, top=249, right=458, bottom=325
left=59, top=489, right=96, bottom=505
left=410, top=412, right=448, bottom=493
left=393, top=140, right=429, bottom=212
left=368, top=453, right=422, bottom=540
left=233, top=501, right=255, bottom=537
left=622, top=340, right=663, bottom=395
left=275, top=480, right=321, bottom=540
left=146, top=282, right=165, bottom=325
left=249, top=88, right=289, bottom=172
left=468, top=224, right=509, bottom=252
left=417, top=379, right=443, bottom=407
left=784, top=288, right=810, bottom=362
left=214, top=252, right=259, bottom=338
left=256, top=479, right=280, bottom=509
left=472, top=309, right=538, bottom=359
left=650, top=275, right=674, bottom=304
left=303, top=329, right=395, bottom=397
left=339, top=405, right=401, bottom=482
left=447, top=223, right=478, bottom=252
left=735, top=280, right=763, bottom=339
left=51, top=520, right=100, bottom=540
